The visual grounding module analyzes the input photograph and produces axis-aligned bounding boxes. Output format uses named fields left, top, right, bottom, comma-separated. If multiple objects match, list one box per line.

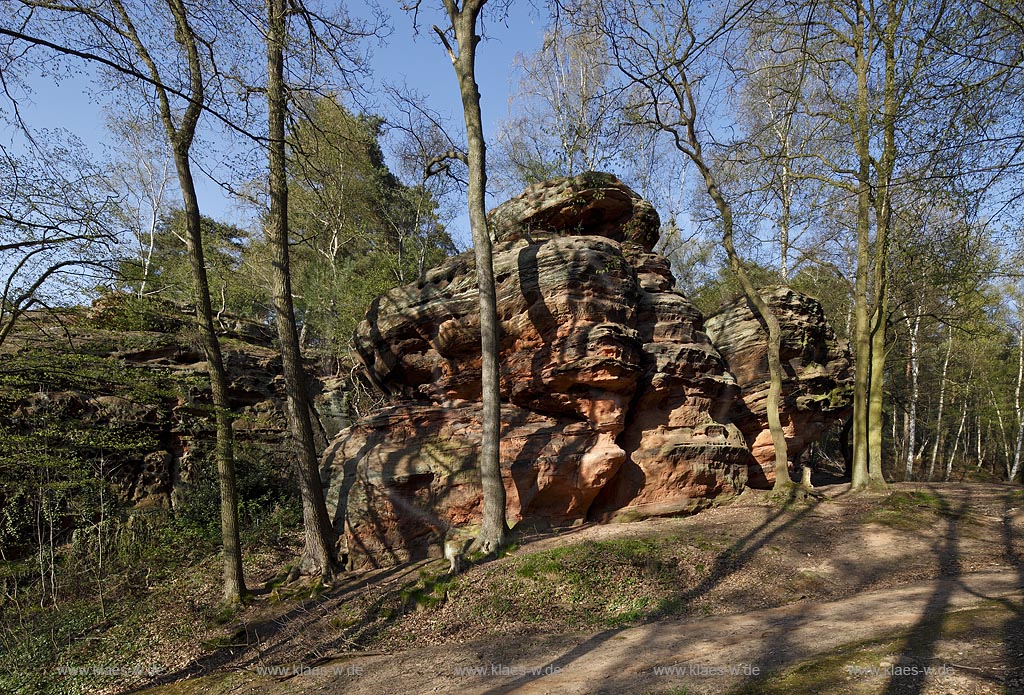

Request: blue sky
left=6, top=1, right=546, bottom=248
left=373, top=2, right=546, bottom=246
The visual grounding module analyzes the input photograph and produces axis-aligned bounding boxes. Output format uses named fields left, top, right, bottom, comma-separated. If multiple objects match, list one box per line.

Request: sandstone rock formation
left=321, top=173, right=852, bottom=569
left=705, top=288, right=853, bottom=486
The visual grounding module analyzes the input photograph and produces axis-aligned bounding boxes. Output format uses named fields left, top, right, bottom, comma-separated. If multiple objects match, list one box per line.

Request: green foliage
left=85, top=292, right=185, bottom=333
left=117, top=209, right=268, bottom=321
left=0, top=599, right=110, bottom=695
left=0, top=345, right=176, bottom=402
left=0, top=439, right=304, bottom=695
left=399, top=569, right=457, bottom=611
left=0, top=332, right=185, bottom=554
left=0, top=414, right=159, bottom=556
left=112, top=99, right=457, bottom=357
left=171, top=442, right=302, bottom=550
left=690, top=259, right=783, bottom=317
left=287, top=97, right=456, bottom=354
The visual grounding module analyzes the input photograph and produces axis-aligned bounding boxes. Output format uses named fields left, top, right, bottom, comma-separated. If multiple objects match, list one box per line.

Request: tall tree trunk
left=867, top=295, right=888, bottom=484
left=946, top=400, right=968, bottom=482
left=850, top=0, right=872, bottom=490
left=267, top=0, right=337, bottom=577
left=139, top=190, right=162, bottom=297
left=173, top=147, right=246, bottom=602
left=900, top=382, right=909, bottom=472
left=708, top=171, right=793, bottom=491
left=151, top=0, right=245, bottom=604
left=994, top=390, right=1011, bottom=472
left=670, top=52, right=793, bottom=491
left=904, top=311, right=921, bottom=479
left=929, top=326, right=953, bottom=481
left=865, top=0, right=899, bottom=488
left=440, top=0, right=508, bottom=554
left=850, top=0, right=900, bottom=490
left=892, top=408, right=897, bottom=460
left=976, top=416, right=983, bottom=469
left=1011, top=324, right=1024, bottom=482
left=69, top=0, right=248, bottom=606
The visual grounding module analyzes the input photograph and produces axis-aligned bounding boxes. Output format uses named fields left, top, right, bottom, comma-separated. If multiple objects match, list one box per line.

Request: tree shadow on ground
left=477, top=485, right=833, bottom=695
left=125, top=559, right=426, bottom=692
left=877, top=490, right=967, bottom=695
left=1000, top=488, right=1024, bottom=694
left=722, top=484, right=1020, bottom=695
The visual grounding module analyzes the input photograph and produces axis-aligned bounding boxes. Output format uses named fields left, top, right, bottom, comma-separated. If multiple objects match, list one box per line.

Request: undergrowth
left=438, top=536, right=713, bottom=631
left=866, top=490, right=954, bottom=530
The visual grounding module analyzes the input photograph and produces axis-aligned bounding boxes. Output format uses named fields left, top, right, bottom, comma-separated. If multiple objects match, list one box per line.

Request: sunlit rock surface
left=322, top=173, right=852, bottom=569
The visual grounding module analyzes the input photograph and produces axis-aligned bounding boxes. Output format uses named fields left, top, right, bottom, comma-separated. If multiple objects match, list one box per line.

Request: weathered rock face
left=323, top=173, right=851, bottom=569
left=586, top=249, right=749, bottom=521
left=322, top=402, right=604, bottom=566
left=705, top=288, right=853, bottom=486
left=488, top=170, right=661, bottom=251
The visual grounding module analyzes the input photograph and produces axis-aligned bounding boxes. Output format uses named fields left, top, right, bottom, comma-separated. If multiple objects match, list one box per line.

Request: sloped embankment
left=129, top=482, right=1024, bottom=695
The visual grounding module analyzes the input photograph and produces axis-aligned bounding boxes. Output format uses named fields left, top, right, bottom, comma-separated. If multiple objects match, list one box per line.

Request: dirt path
left=136, top=483, right=1024, bottom=695
left=259, top=569, right=1019, bottom=695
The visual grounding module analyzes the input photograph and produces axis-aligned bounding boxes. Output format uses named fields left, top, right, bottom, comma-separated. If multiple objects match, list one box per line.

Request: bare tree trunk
left=865, top=0, right=899, bottom=489
left=847, top=0, right=900, bottom=491
left=849, top=0, right=872, bottom=490
left=138, top=172, right=166, bottom=297
left=140, top=216, right=156, bottom=297
left=892, top=408, right=899, bottom=469
left=174, top=148, right=245, bottom=603
left=929, top=326, right=953, bottom=482
left=867, top=298, right=888, bottom=484
left=994, top=391, right=1011, bottom=471
left=900, top=409, right=908, bottom=471
left=148, top=0, right=245, bottom=604
left=1011, top=324, right=1024, bottom=482
left=677, top=55, right=792, bottom=491
left=437, top=0, right=508, bottom=555
left=801, top=461, right=813, bottom=488
left=267, top=0, right=337, bottom=578
left=946, top=401, right=968, bottom=482
left=976, top=415, right=983, bottom=468
left=904, top=311, right=921, bottom=479
left=709, top=172, right=793, bottom=491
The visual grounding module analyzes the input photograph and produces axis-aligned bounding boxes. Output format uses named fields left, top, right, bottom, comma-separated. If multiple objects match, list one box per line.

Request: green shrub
left=86, top=292, right=184, bottom=333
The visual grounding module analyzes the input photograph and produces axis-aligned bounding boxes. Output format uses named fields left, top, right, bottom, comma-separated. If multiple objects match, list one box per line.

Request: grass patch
left=400, top=569, right=457, bottom=612
left=127, top=670, right=253, bottom=695
left=441, top=536, right=705, bottom=630
left=866, top=490, right=950, bottom=530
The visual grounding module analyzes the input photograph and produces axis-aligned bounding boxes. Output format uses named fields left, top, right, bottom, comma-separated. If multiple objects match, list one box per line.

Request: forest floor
left=116, top=481, right=1024, bottom=695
